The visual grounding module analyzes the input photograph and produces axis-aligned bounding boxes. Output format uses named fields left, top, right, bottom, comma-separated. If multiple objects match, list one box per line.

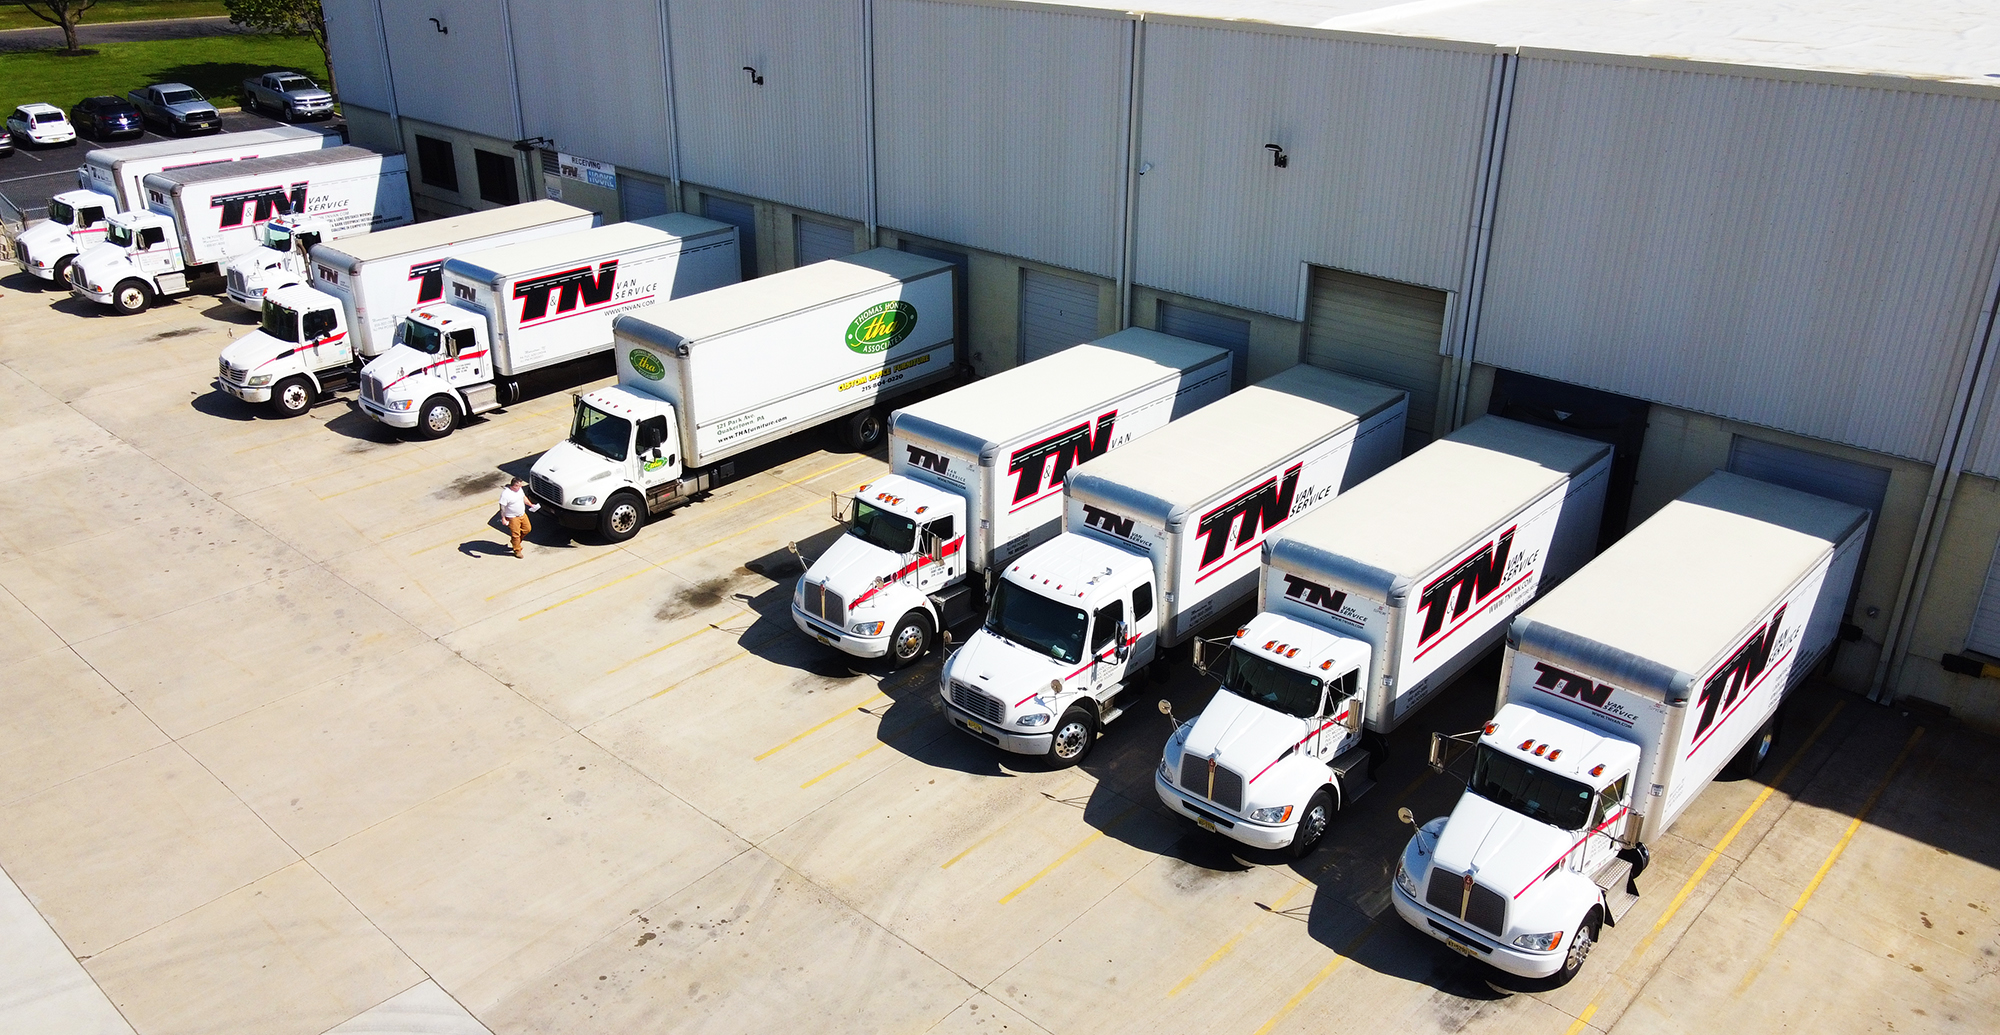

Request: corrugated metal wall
left=1132, top=23, right=1493, bottom=318
left=1477, top=55, right=2000, bottom=463
left=510, top=0, right=672, bottom=176
left=322, top=0, right=392, bottom=113
left=668, top=0, right=869, bottom=222
left=874, top=0, right=1130, bottom=278
left=378, top=0, right=518, bottom=140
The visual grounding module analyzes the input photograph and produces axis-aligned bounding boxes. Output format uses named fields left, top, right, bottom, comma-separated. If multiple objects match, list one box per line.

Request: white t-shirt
left=498, top=485, right=533, bottom=519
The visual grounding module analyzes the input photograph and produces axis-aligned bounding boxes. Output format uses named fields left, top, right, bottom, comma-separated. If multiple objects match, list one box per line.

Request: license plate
left=964, top=720, right=984, bottom=735
left=1444, top=937, right=1477, bottom=958
left=814, top=633, right=832, bottom=646
left=1195, top=816, right=1216, bottom=832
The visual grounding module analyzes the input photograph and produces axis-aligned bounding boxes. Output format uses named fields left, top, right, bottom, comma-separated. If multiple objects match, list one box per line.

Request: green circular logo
left=628, top=348, right=666, bottom=381
left=846, top=301, right=917, bottom=354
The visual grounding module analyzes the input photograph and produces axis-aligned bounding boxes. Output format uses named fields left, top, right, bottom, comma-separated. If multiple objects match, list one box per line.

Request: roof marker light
left=1321, top=660, right=1334, bottom=670
left=1483, top=722, right=1498, bottom=735
left=1286, top=647, right=1299, bottom=658
left=1590, top=764, right=1605, bottom=777
left=1236, top=626, right=1249, bottom=638
left=1264, top=640, right=1277, bottom=650
left=1547, top=749, right=1561, bottom=761
left=1519, top=739, right=1535, bottom=751
left=1533, top=744, right=1548, bottom=757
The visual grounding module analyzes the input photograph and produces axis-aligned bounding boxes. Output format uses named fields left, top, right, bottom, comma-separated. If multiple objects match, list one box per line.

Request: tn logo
left=1080, top=504, right=1134, bottom=538
left=1008, top=411, right=1117, bottom=504
left=1195, top=463, right=1301, bottom=569
left=1532, top=661, right=1614, bottom=708
left=1416, top=527, right=1516, bottom=644
left=409, top=260, right=445, bottom=304
left=211, top=182, right=308, bottom=228
left=1695, top=605, right=1785, bottom=739
left=514, top=260, right=618, bottom=322
left=1280, top=574, right=1347, bottom=616
left=905, top=445, right=950, bottom=476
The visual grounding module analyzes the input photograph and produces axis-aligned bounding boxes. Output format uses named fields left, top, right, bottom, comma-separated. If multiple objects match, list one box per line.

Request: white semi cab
left=1392, top=471, right=1868, bottom=985
left=940, top=365, right=1408, bottom=765
left=360, top=215, right=738, bottom=439
left=69, top=146, right=413, bottom=314
left=10, top=125, right=339, bottom=284
left=221, top=214, right=335, bottom=310
left=794, top=329, right=1232, bottom=666
left=530, top=248, right=961, bottom=541
left=1157, top=417, right=1611, bottom=856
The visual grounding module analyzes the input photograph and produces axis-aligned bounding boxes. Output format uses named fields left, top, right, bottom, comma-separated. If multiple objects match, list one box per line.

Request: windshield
left=106, top=223, right=134, bottom=248
left=985, top=579, right=1088, bottom=664
left=260, top=301, right=299, bottom=342
left=274, top=76, right=312, bottom=91
left=1217, top=645, right=1326, bottom=719
left=49, top=200, right=75, bottom=227
left=264, top=225, right=293, bottom=250
left=1469, top=744, right=1596, bottom=830
left=398, top=319, right=443, bottom=355
left=162, top=89, right=201, bottom=104
left=846, top=500, right=915, bottom=553
left=569, top=403, right=630, bottom=462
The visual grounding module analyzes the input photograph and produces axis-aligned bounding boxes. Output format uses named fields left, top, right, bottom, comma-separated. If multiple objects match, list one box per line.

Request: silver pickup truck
left=241, top=72, right=335, bottom=122
left=127, top=83, right=219, bottom=136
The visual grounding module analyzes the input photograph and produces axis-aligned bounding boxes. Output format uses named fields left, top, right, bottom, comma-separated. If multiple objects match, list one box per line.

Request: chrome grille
left=948, top=681, right=1003, bottom=724
left=1424, top=867, right=1507, bottom=937
left=360, top=373, right=384, bottom=405
left=220, top=361, right=248, bottom=385
left=1178, top=755, right=1245, bottom=812
left=529, top=473, right=562, bottom=503
left=804, top=582, right=844, bottom=627
left=227, top=268, right=246, bottom=294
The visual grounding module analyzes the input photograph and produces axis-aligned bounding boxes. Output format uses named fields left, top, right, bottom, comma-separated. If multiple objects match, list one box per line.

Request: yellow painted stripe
left=1166, top=880, right=1312, bottom=997
left=1562, top=1003, right=1599, bottom=1035
left=997, top=803, right=1140, bottom=905
left=311, top=454, right=459, bottom=499
left=604, top=621, right=722, bottom=675
left=1773, top=726, right=1924, bottom=937
left=800, top=740, right=890, bottom=789
left=1249, top=925, right=1374, bottom=1035
left=941, top=821, right=1012, bottom=871
left=646, top=649, right=749, bottom=699
left=397, top=500, right=503, bottom=548
left=754, top=692, right=890, bottom=761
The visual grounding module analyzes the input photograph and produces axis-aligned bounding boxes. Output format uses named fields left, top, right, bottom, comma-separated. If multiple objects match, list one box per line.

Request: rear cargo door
left=1304, top=267, right=1446, bottom=454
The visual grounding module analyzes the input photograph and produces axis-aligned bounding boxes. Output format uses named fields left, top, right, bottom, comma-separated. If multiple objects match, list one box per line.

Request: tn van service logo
left=1194, top=463, right=1302, bottom=572
left=408, top=260, right=445, bottom=304
left=212, top=182, right=308, bottom=228
left=514, top=260, right=619, bottom=324
left=1415, top=527, right=1517, bottom=645
left=1009, top=411, right=1116, bottom=505
left=846, top=301, right=917, bottom=354
left=628, top=349, right=666, bottom=381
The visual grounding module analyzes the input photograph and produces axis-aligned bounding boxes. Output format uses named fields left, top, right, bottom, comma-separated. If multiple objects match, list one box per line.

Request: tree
left=22, top=0, right=99, bottom=55
left=225, top=0, right=332, bottom=90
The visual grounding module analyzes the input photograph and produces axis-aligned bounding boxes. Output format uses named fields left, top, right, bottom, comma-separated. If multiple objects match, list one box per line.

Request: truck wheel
left=1047, top=706, right=1096, bottom=767
left=842, top=410, right=885, bottom=451
left=888, top=611, right=931, bottom=668
left=598, top=492, right=646, bottom=543
left=1552, top=915, right=1600, bottom=986
left=414, top=396, right=458, bottom=439
left=270, top=377, right=314, bottom=418
left=1287, top=788, right=1336, bottom=858
left=1726, top=716, right=1779, bottom=778
left=110, top=279, right=153, bottom=315
left=50, top=256, right=71, bottom=289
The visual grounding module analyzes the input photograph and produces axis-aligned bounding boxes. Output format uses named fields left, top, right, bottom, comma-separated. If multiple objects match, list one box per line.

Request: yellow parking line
left=1166, top=880, right=1312, bottom=996
left=395, top=500, right=499, bottom=547
left=1249, top=925, right=1375, bottom=1035
left=754, top=691, right=890, bottom=761
left=647, top=649, right=750, bottom=699
left=604, top=622, right=724, bottom=675
left=800, top=740, right=890, bottom=789
left=997, top=802, right=1140, bottom=905
left=1562, top=1003, right=1599, bottom=1035
left=941, top=823, right=1013, bottom=871
left=310, top=454, right=459, bottom=499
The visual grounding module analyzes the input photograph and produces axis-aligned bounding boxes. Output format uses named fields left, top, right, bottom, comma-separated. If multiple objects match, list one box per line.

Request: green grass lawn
left=0, top=34, right=326, bottom=113
left=0, top=1, right=229, bottom=32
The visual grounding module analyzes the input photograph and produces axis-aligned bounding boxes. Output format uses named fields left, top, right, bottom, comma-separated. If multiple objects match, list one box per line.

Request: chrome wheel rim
left=1565, top=926, right=1593, bottom=973
left=280, top=383, right=309, bottom=411
left=893, top=623, right=924, bottom=660
left=1300, top=803, right=1329, bottom=846
left=117, top=286, right=143, bottom=309
left=1052, top=719, right=1089, bottom=760
left=425, top=405, right=453, bottom=433
left=609, top=503, right=640, bottom=535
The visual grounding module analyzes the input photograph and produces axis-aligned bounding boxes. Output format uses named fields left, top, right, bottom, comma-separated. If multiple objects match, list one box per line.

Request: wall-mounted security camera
left=743, top=66, right=765, bottom=86
left=429, top=17, right=448, bottom=34
left=1264, top=144, right=1289, bottom=168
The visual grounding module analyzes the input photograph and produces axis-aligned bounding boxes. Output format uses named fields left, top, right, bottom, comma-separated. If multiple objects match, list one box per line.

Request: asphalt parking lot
left=0, top=268, right=1995, bottom=1035
left=1, top=109, right=309, bottom=223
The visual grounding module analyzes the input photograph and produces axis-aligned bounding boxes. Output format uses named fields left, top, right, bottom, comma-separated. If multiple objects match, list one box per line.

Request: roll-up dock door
left=795, top=216, right=856, bottom=266
left=1304, top=266, right=1447, bottom=454
left=1020, top=268, right=1101, bottom=363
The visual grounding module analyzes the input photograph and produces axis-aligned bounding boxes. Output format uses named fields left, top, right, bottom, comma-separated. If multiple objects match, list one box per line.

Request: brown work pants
left=507, top=514, right=532, bottom=557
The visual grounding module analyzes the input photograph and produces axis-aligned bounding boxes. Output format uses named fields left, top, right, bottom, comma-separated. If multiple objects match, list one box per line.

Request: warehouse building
left=321, top=0, right=2000, bottom=732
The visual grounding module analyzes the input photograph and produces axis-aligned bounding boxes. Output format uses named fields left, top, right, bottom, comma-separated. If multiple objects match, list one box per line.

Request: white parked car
left=5, top=103, right=77, bottom=147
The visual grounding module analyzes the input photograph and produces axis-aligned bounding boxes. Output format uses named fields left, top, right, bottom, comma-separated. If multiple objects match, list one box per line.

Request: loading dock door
left=1020, top=269, right=1100, bottom=363
left=1159, top=301, right=1251, bottom=388
left=1304, top=267, right=1447, bottom=454
left=796, top=217, right=856, bottom=266
left=700, top=195, right=758, bottom=280
left=1487, top=369, right=1649, bottom=549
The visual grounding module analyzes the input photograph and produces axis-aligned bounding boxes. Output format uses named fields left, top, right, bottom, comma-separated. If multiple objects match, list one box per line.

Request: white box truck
left=215, top=201, right=597, bottom=416
left=939, top=365, right=1408, bottom=765
left=1391, top=471, right=1867, bottom=985
left=1156, top=417, right=1611, bottom=857
left=527, top=248, right=961, bottom=540
left=792, top=328, right=1232, bottom=666
left=360, top=214, right=739, bottom=439
left=9, top=125, right=341, bottom=285
left=68, top=147, right=413, bottom=314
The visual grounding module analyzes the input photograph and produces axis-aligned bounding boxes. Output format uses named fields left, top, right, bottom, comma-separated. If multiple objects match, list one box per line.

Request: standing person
left=498, top=477, right=539, bottom=558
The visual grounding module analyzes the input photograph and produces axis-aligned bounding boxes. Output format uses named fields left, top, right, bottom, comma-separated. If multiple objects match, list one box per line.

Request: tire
left=50, top=256, right=72, bottom=290
left=110, top=279, right=152, bottom=315
left=414, top=395, right=458, bottom=440
left=1287, top=788, right=1336, bottom=858
left=1550, top=915, right=1600, bottom=987
left=597, top=492, right=645, bottom=543
left=1726, top=715, right=1779, bottom=778
left=888, top=610, right=932, bottom=668
left=842, top=409, right=885, bottom=451
left=1046, top=705, right=1096, bottom=767
left=270, top=377, right=314, bottom=418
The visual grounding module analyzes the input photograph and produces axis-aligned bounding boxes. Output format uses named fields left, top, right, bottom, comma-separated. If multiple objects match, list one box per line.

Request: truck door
left=302, top=306, right=348, bottom=367
left=1576, top=776, right=1630, bottom=876
left=76, top=204, right=107, bottom=240
left=634, top=415, right=677, bottom=508
left=1088, top=598, right=1129, bottom=692
left=135, top=225, right=178, bottom=277
left=1130, top=583, right=1159, bottom=666
left=442, top=328, right=483, bottom=387
left=916, top=516, right=959, bottom=592
left=1316, top=669, right=1362, bottom=760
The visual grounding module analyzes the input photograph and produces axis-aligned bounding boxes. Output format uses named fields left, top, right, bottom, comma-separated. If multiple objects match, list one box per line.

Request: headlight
left=246, top=375, right=272, bottom=387
left=389, top=399, right=415, bottom=411
left=570, top=495, right=596, bottom=507
left=1016, top=712, right=1051, bottom=727
left=851, top=621, right=884, bottom=636
left=1394, top=859, right=1419, bottom=899
left=1249, top=805, right=1293, bottom=824
left=1513, top=930, right=1565, bottom=952
left=1158, top=756, right=1173, bottom=783
left=793, top=581, right=805, bottom=606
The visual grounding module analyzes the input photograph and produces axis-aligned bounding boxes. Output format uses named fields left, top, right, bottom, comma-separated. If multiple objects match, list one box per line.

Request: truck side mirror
left=1113, top=621, right=1130, bottom=662
left=1428, top=732, right=1448, bottom=773
left=1192, top=638, right=1209, bottom=676
left=1397, top=807, right=1414, bottom=826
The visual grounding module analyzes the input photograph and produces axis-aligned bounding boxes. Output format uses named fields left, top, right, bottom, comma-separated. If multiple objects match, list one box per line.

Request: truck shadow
left=189, top=388, right=257, bottom=421
left=1, top=271, right=48, bottom=293
left=201, top=300, right=258, bottom=324
left=322, top=404, right=403, bottom=444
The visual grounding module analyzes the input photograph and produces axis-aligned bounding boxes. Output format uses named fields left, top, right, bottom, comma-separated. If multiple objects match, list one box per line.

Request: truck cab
left=1391, top=701, right=1639, bottom=984
left=217, top=284, right=351, bottom=416
left=14, top=188, right=116, bottom=283
left=224, top=216, right=330, bottom=310
left=939, top=533, right=1157, bottom=765
left=357, top=306, right=497, bottom=439
left=528, top=383, right=695, bottom=542
left=1156, top=611, right=1372, bottom=855
left=67, top=210, right=189, bottom=314
left=792, top=473, right=969, bottom=665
